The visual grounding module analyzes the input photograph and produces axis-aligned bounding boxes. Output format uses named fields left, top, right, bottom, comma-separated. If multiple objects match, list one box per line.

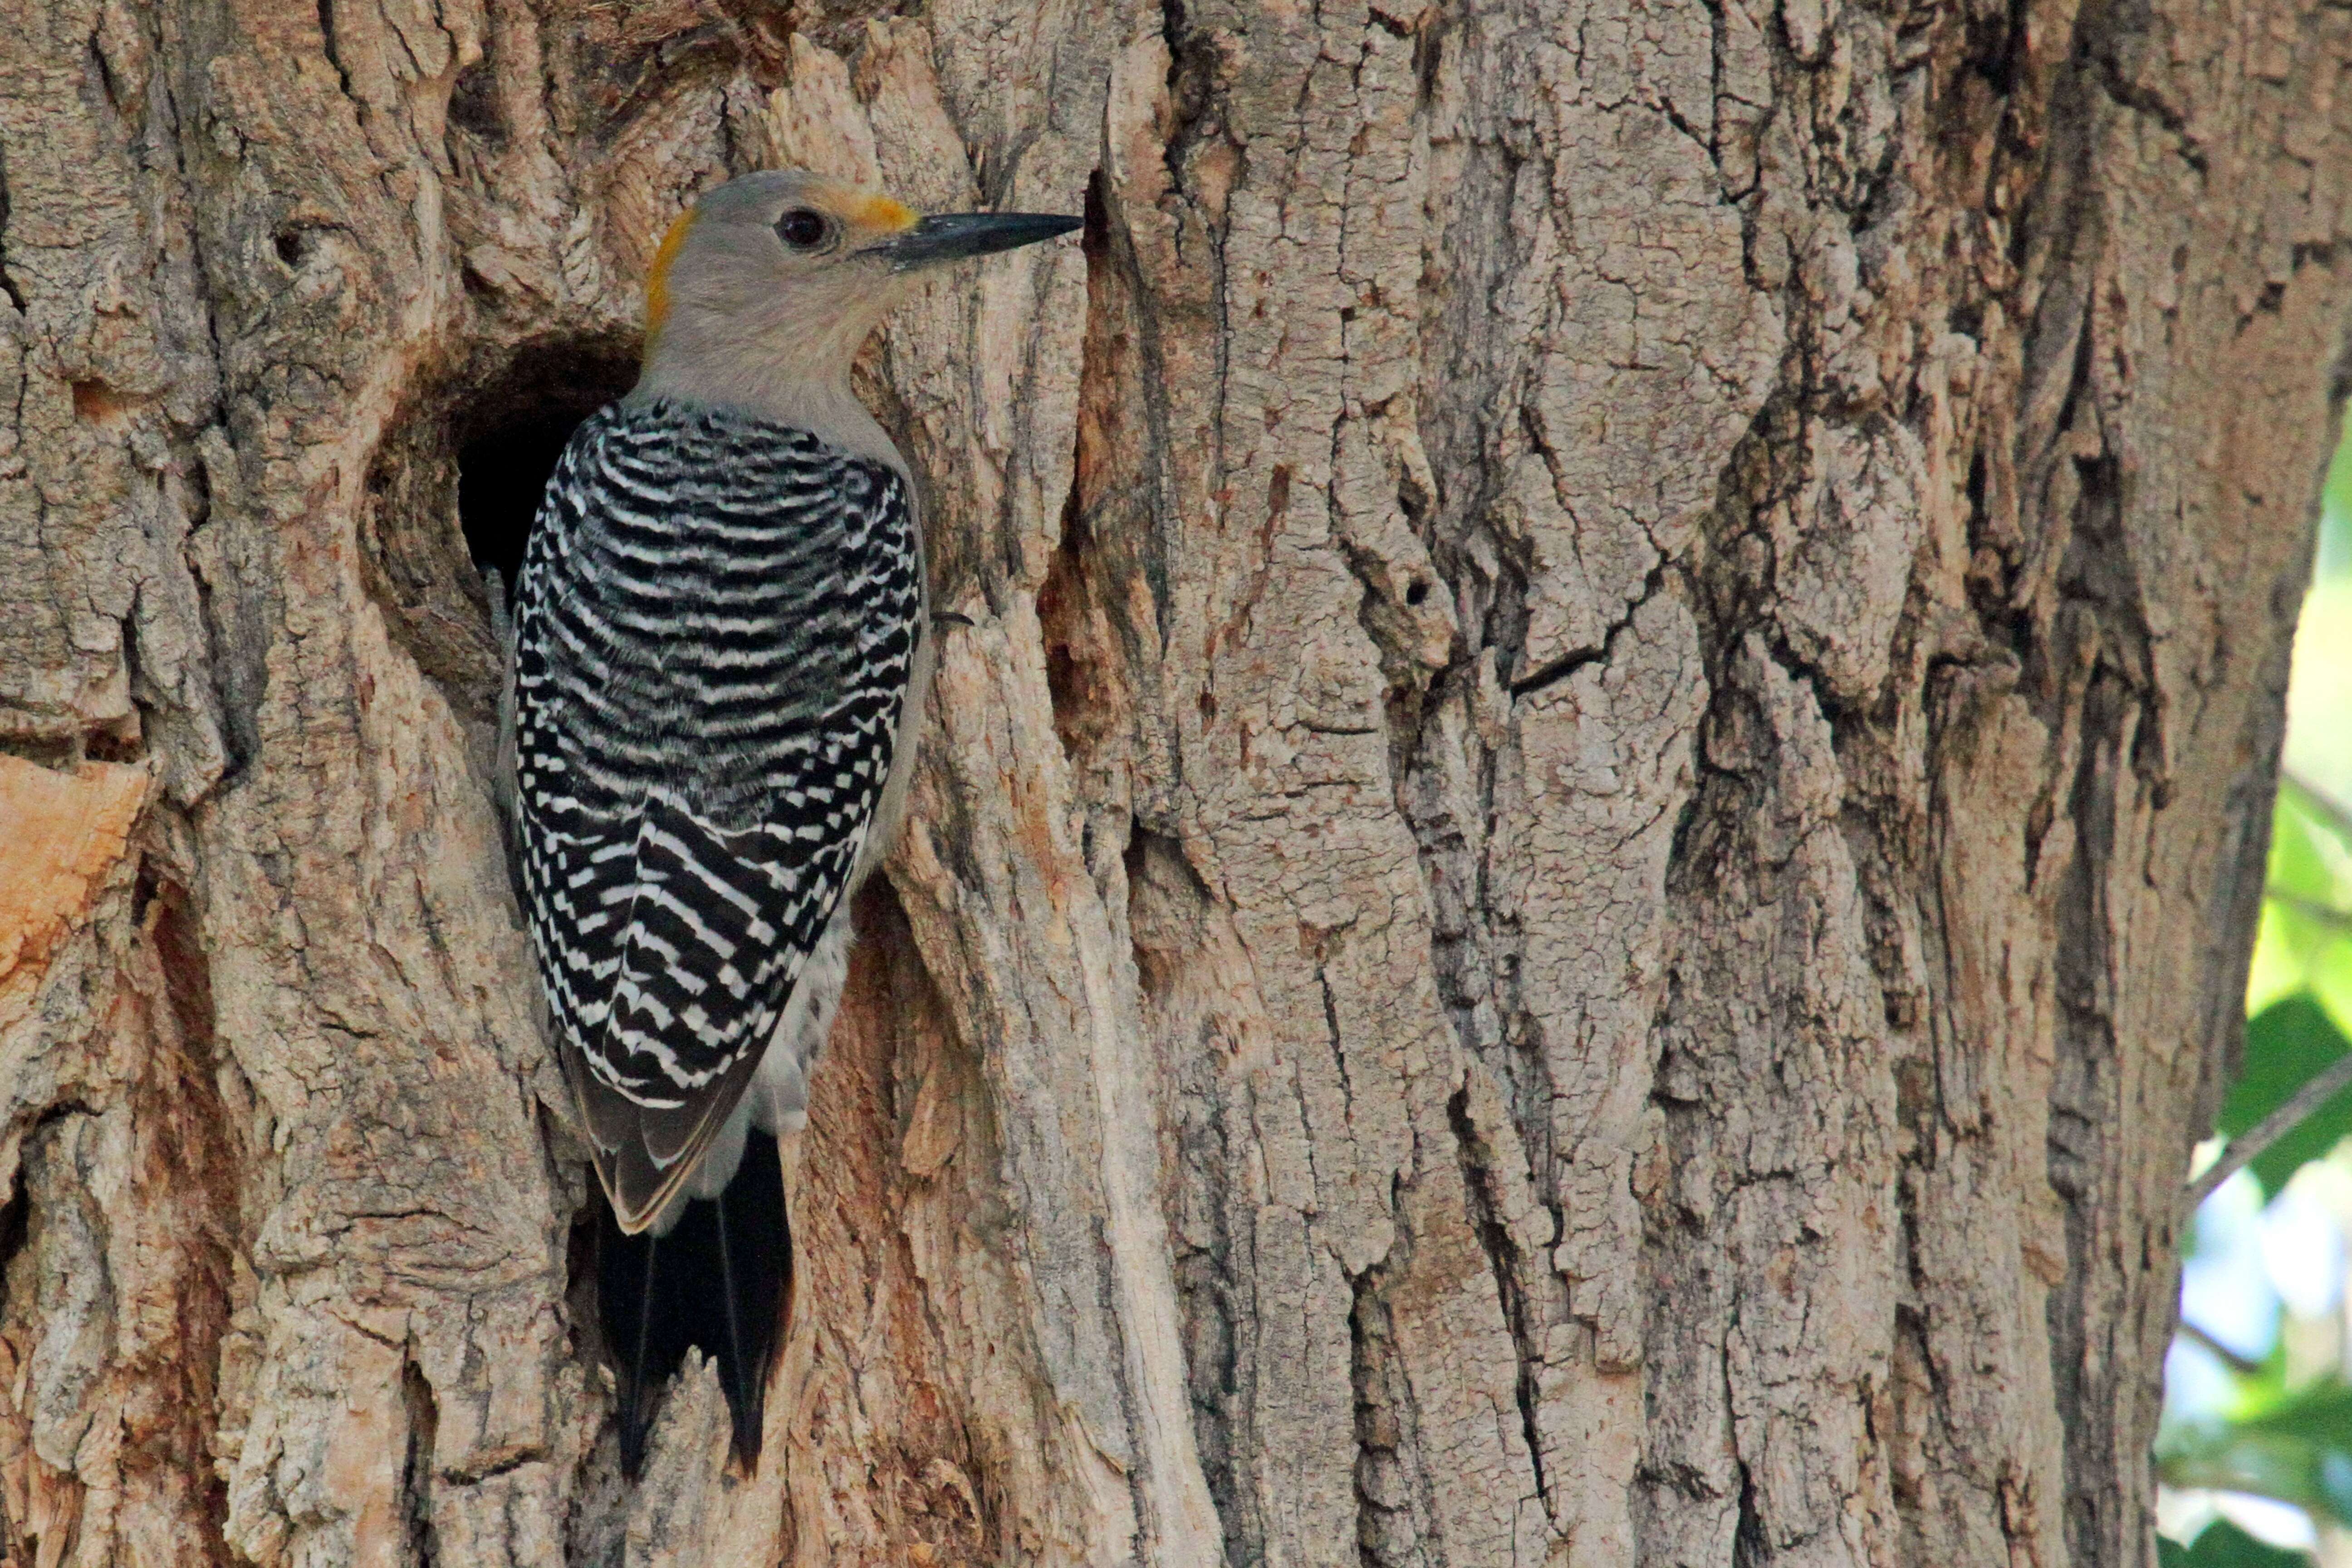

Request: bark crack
left=0, top=138, right=27, bottom=314
left=402, top=1358, right=441, bottom=1568
left=1447, top=1085, right=1552, bottom=1521
left=315, top=0, right=354, bottom=100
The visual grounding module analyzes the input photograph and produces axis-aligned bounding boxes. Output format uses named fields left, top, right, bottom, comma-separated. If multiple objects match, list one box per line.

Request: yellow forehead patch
left=844, top=191, right=917, bottom=232
left=792, top=179, right=916, bottom=234
left=645, top=207, right=698, bottom=335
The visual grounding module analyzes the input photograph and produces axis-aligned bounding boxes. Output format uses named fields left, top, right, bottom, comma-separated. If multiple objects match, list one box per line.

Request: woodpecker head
left=639, top=170, right=1080, bottom=397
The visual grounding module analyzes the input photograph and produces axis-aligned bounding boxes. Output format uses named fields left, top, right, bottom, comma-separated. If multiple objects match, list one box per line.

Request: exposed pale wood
left=0, top=757, right=148, bottom=1006
left=0, top=0, right=2345, bottom=1562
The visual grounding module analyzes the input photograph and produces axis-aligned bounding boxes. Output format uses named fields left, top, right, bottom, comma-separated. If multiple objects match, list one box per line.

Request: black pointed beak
left=873, top=211, right=1082, bottom=270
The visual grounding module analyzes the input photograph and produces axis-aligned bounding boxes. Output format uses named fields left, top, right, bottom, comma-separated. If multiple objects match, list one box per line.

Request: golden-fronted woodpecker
left=503, top=170, right=1078, bottom=1475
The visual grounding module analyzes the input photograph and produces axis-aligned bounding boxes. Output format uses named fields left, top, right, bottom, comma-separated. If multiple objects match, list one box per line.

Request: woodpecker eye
left=774, top=208, right=832, bottom=251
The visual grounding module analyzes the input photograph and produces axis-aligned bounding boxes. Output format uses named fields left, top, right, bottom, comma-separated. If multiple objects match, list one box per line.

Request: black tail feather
left=598, top=1128, right=791, bottom=1477
left=609, top=1221, right=667, bottom=1477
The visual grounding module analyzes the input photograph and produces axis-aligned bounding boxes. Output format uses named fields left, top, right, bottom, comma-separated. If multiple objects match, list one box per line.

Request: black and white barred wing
left=538, top=786, right=867, bottom=1224
left=512, top=402, right=922, bottom=1231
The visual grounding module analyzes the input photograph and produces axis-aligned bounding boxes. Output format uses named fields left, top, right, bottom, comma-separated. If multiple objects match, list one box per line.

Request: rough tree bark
left=0, top=0, right=2342, bottom=1561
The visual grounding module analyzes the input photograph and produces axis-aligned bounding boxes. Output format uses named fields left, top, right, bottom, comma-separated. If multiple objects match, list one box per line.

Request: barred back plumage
left=511, top=397, right=922, bottom=1183
left=505, top=165, right=1074, bottom=1480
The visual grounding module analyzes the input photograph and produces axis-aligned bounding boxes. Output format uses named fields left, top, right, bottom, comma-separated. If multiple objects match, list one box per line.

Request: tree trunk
left=0, top=0, right=2341, bottom=1561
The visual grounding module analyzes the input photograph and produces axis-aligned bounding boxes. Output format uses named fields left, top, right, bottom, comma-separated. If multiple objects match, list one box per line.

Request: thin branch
left=2283, top=770, right=2352, bottom=842
left=2185, top=1050, right=2352, bottom=1212
left=2172, top=1316, right=2265, bottom=1377
left=2187, top=774, right=2352, bottom=1211
left=2268, top=889, right=2352, bottom=934
left=2183, top=774, right=2352, bottom=1212
left=2267, top=766, right=2352, bottom=926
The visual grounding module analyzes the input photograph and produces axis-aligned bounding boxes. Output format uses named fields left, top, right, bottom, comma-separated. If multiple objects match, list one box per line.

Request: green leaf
left=2310, top=927, right=2352, bottom=1047
left=2159, top=1521, right=2313, bottom=1568
left=2218, top=995, right=2352, bottom=1195
left=2247, top=788, right=2352, bottom=1039
left=2231, top=1381, right=2352, bottom=1444
left=2250, top=905, right=2311, bottom=1019
left=2223, top=995, right=2349, bottom=1137
left=2284, top=582, right=2352, bottom=788
left=2247, top=904, right=2352, bottom=1038
left=2161, top=1377, right=2352, bottom=1525
left=2318, top=413, right=2352, bottom=582
left=2270, top=787, right=2352, bottom=916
